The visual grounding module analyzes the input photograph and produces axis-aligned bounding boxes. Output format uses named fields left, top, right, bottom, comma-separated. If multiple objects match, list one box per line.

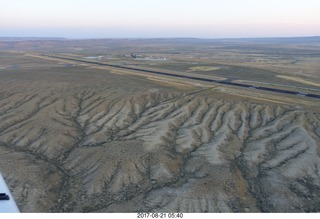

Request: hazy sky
left=1, top=0, right=320, bottom=38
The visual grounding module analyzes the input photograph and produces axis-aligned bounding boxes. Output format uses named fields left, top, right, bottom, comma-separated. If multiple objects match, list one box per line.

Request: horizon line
left=1, top=35, right=320, bottom=41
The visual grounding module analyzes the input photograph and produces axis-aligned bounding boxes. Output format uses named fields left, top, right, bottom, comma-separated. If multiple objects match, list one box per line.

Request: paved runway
left=43, top=54, right=320, bottom=100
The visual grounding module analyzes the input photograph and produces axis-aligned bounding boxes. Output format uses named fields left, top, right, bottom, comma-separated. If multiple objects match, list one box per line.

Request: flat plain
left=0, top=37, right=320, bottom=212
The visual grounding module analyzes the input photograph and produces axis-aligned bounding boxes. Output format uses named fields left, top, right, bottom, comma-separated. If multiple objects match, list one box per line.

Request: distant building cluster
left=124, top=53, right=168, bottom=61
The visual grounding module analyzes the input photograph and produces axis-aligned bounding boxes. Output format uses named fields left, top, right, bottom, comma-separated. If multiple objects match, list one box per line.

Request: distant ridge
left=141, top=36, right=320, bottom=43
left=0, top=36, right=319, bottom=44
left=126, top=36, right=320, bottom=45
left=0, top=37, right=67, bottom=41
left=219, top=36, right=320, bottom=44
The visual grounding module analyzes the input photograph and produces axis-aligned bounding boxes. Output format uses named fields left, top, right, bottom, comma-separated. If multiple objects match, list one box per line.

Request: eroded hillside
left=0, top=82, right=319, bottom=212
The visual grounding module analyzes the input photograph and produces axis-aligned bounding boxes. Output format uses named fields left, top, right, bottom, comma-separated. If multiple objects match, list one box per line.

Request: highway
left=42, top=54, right=320, bottom=100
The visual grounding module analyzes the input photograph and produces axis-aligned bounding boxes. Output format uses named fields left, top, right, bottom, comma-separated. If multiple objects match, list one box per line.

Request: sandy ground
left=277, top=75, right=320, bottom=87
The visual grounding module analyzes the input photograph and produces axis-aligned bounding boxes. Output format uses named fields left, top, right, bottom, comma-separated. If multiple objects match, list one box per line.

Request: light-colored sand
left=278, top=75, right=320, bottom=87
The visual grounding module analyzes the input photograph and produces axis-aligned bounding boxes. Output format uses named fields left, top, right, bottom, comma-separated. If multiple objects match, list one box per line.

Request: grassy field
left=187, top=66, right=221, bottom=72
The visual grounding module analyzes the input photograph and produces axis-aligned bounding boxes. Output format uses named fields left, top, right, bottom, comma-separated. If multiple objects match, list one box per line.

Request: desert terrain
left=0, top=38, right=320, bottom=212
